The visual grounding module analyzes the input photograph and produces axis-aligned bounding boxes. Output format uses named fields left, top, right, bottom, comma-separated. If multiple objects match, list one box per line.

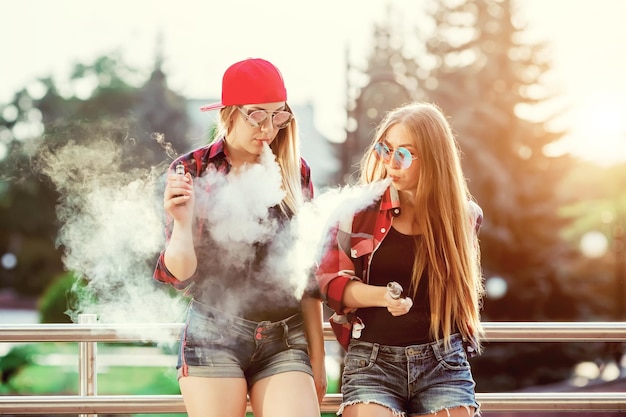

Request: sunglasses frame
left=237, top=106, right=293, bottom=129
left=374, top=142, right=419, bottom=169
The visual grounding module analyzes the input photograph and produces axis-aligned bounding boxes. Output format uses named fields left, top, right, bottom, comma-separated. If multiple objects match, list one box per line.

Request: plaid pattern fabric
left=316, top=186, right=400, bottom=349
left=316, top=186, right=483, bottom=350
left=153, top=137, right=314, bottom=290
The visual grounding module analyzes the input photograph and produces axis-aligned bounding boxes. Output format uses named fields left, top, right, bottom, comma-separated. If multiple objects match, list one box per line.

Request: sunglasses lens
left=394, top=148, right=413, bottom=169
left=247, top=110, right=269, bottom=126
left=374, top=143, right=415, bottom=169
left=273, top=111, right=292, bottom=129
left=241, top=108, right=292, bottom=129
left=374, top=143, right=390, bottom=161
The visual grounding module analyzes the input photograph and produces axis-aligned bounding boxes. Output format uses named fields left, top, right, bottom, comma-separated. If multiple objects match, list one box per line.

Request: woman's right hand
left=163, top=168, right=194, bottom=223
left=384, top=291, right=413, bottom=316
left=343, top=281, right=414, bottom=316
left=162, top=165, right=198, bottom=280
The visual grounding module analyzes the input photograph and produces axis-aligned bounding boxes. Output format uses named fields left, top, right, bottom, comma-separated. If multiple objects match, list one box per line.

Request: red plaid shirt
left=316, top=186, right=483, bottom=350
left=153, top=137, right=314, bottom=291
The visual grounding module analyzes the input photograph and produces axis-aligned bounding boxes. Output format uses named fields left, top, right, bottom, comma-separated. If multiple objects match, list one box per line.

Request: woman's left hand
left=310, top=354, right=327, bottom=404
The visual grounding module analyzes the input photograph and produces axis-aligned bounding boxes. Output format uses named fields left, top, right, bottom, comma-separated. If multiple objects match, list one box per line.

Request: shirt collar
left=379, top=184, right=400, bottom=211
left=208, top=137, right=228, bottom=160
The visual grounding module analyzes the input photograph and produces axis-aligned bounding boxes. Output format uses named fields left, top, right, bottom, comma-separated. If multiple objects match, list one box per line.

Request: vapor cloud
left=40, top=137, right=187, bottom=328
left=40, top=137, right=389, bottom=332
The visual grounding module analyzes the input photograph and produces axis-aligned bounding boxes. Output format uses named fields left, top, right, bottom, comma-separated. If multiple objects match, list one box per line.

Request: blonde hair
left=216, top=104, right=305, bottom=217
left=360, top=101, right=484, bottom=351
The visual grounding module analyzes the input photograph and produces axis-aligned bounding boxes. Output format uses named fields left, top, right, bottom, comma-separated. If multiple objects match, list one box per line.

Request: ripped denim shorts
left=340, top=334, right=480, bottom=416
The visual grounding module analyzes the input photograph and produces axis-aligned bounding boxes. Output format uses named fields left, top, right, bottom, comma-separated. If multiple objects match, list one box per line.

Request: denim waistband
left=349, top=333, right=465, bottom=360
left=189, top=300, right=303, bottom=332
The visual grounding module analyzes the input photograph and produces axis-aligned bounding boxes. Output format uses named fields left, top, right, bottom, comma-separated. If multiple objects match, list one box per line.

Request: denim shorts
left=177, top=301, right=312, bottom=388
left=340, top=334, right=479, bottom=416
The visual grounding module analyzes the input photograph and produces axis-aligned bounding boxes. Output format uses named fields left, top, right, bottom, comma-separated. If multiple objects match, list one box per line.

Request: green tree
left=134, top=50, right=190, bottom=164
left=0, top=139, right=64, bottom=295
left=38, top=271, right=92, bottom=324
left=559, top=162, right=626, bottom=319
left=0, top=51, right=190, bottom=302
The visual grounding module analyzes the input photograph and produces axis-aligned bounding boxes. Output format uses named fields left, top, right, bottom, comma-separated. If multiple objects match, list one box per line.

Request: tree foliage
left=0, top=51, right=190, bottom=301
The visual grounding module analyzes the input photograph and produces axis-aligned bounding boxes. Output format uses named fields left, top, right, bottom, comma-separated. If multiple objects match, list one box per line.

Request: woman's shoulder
left=467, top=200, right=482, bottom=215
left=172, top=139, right=227, bottom=175
left=299, top=156, right=311, bottom=172
left=298, top=156, right=312, bottom=179
left=467, top=200, right=483, bottom=232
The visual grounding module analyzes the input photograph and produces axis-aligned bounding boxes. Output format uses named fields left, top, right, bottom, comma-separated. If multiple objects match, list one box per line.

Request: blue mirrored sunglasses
left=374, top=142, right=419, bottom=169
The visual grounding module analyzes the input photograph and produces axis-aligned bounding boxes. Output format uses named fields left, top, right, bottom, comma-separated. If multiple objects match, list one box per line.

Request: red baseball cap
left=200, top=58, right=287, bottom=112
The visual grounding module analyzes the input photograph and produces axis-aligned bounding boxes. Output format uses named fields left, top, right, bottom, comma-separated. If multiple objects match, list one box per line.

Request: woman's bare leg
left=249, top=371, right=320, bottom=417
left=343, top=402, right=396, bottom=417
left=179, top=376, right=248, bottom=417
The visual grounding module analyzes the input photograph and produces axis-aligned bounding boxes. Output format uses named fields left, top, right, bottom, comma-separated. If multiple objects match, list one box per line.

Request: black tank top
left=358, top=226, right=433, bottom=346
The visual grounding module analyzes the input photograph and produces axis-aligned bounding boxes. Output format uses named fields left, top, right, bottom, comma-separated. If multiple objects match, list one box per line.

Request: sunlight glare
left=570, top=90, right=626, bottom=166
left=579, top=231, right=608, bottom=258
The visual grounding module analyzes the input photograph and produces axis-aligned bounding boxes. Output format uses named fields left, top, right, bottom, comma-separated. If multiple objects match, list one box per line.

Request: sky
left=2, top=0, right=626, bottom=165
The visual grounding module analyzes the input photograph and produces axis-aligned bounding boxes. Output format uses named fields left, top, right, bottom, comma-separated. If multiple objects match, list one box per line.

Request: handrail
left=0, top=393, right=625, bottom=413
left=1, top=321, right=625, bottom=342
left=0, top=321, right=625, bottom=414
left=78, top=314, right=97, bottom=417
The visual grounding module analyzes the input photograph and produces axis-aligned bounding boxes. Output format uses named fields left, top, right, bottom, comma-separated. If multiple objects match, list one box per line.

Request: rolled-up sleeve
left=315, top=225, right=360, bottom=314
left=153, top=251, right=194, bottom=291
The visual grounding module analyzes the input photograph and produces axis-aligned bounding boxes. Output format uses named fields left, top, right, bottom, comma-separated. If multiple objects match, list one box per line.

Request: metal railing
left=1, top=320, right=625, bottom=414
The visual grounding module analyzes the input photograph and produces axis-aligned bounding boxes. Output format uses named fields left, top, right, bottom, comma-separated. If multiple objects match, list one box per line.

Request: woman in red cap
left=316, top=102, right=483, bottom=416
left=154, top=58, right=326, bottom=416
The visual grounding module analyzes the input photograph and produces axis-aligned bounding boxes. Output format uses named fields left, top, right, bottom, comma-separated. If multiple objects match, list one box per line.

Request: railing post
left=78, top=313, right=98, bottom=417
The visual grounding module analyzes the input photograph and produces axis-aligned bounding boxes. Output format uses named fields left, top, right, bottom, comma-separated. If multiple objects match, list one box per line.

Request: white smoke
left=40, top=138, right=187, bottom=332
left=194, top=144, right=285, bottom=266
left=41, top=137, right=390, bottom=335
left=286, top=177, right=392, bottom=297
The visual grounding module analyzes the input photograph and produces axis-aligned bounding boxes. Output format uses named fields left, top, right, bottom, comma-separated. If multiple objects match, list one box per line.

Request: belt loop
left=282, top=321, right=289, bottom=345
left=370, top=343, right=379, bottom=362
left=431, top=339, right=443, bottom=361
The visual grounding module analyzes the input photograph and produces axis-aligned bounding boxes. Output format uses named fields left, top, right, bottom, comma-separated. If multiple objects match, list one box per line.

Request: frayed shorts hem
left=414, top=404, right=480, bottom=417
left=338, top=401, right=480, bottom=417
left=337, top=400, right=406, bottom=417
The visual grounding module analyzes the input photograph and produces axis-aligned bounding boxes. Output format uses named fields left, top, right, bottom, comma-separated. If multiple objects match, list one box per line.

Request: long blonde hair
left=216, top=103, right=305, bottom=217
left=360, top=101, right=484, bottom=350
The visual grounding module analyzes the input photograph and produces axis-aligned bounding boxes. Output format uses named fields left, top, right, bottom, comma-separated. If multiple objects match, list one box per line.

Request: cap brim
left=200, top=102, right=224, bottom=112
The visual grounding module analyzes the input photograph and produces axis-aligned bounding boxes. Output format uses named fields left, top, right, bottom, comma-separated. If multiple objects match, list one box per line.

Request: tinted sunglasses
left=237, top=106, right=293, bottom=129
left=374, top=142, right=419, bottom=169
